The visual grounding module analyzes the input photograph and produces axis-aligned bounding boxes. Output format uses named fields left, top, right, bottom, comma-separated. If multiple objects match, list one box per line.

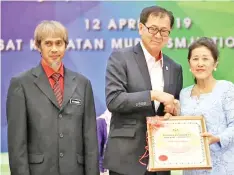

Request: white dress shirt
left=140, top=42, right=164, bottom=112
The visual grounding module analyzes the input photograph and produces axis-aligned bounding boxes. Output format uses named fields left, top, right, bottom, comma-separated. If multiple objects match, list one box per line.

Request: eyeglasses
left=143, top=24, right=170, bottom=37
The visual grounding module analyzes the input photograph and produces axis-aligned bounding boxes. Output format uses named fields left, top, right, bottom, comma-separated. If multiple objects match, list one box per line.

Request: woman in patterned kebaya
left=178, top=37, right=234, bottom=175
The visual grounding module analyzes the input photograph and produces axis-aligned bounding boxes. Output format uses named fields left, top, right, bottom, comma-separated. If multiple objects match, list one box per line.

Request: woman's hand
left=201, top=132, right=220, bottom=145
left=164, top=99, right=181, bottom=116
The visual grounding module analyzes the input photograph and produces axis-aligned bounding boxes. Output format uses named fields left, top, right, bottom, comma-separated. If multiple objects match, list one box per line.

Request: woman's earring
left=189, top=69, right=191, bottom=72
left=214, top=68, right=217, bottom=71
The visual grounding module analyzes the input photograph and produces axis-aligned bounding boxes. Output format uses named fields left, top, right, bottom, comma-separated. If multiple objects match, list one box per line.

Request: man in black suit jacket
left=104, top=6, right=183, bottom=175
left=6, top=20, right=99, bottom=175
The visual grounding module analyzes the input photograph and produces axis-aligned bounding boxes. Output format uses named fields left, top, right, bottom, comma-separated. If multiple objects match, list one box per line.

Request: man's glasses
left=143, top=24, right=170, bottom=37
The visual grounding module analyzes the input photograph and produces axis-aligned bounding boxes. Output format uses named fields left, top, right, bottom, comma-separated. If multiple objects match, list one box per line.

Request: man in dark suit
left=104, top=6, right=183, bottom=175
left=6, top=20, right=99, bottom=175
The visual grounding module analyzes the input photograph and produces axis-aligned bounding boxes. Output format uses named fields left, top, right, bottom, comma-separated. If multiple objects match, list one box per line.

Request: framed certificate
left=146, top=116, right=212, bottom=171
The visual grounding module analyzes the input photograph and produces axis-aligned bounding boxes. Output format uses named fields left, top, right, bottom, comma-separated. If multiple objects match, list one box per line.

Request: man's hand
left=151, top=90, right=175, bottom=106
left=164, top=99, right=181, bottom=116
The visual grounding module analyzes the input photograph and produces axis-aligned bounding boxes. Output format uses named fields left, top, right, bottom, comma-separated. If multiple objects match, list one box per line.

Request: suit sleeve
left=6, top=77, right=30, bottom=175
left=105, top=51, right=153, bottom=114
left=83, top=80, right=99, bottom=175
left=175, top=65, right=183, bottom=100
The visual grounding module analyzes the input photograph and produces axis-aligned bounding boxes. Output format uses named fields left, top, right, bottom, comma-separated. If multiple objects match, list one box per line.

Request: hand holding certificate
left=146, top=116, right=212, bottom=171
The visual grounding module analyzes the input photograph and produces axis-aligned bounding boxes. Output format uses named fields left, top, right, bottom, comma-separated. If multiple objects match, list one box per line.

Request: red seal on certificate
left=159, top=155, right=168, bottom=161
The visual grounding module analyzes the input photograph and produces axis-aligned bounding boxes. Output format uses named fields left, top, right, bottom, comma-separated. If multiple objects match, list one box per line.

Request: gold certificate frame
left=147, top=116, right=212, bottom=171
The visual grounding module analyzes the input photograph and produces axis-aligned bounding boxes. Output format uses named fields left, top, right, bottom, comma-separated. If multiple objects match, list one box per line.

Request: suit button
left=59, top=114, right=62, bottom=118
left=59, top=133, right=64, bottom=138
left=60, top=152, right=64, bottom=157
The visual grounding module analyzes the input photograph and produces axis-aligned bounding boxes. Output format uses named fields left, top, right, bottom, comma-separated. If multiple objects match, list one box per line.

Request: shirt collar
left=140, top=41, right=164, bottom=67
left=41, top=59, right=64, bottom=78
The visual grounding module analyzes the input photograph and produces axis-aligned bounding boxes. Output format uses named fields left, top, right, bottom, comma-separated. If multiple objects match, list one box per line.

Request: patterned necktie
left=51, top=73, right=63, bottom=107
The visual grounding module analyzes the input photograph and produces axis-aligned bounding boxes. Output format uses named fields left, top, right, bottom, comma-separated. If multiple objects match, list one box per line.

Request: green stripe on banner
left=0, top=153, right=183, bottom=175
left=1, top=153, right=10, bottom=175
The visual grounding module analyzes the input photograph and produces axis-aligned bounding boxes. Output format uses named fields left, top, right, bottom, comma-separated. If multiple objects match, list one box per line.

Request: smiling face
left=189, top=46, right=218, bottom=81
left=138, top=14, right=171, bottom=54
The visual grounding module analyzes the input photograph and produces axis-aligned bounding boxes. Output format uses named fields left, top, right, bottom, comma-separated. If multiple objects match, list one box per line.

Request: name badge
left=69, top=99, right=81, bottom=105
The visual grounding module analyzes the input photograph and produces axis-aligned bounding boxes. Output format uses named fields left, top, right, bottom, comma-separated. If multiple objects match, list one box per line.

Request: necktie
left=51, top=73, right=63, bottom=107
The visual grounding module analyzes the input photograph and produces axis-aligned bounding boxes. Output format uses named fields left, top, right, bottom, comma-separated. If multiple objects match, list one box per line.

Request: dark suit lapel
left=32, top=64, right=60, bottom=109
left=163, top=55, right=171, bottom=93
left=61, top=68, right=77, bottom=110
left=133, top=43, right=152, bottom=90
